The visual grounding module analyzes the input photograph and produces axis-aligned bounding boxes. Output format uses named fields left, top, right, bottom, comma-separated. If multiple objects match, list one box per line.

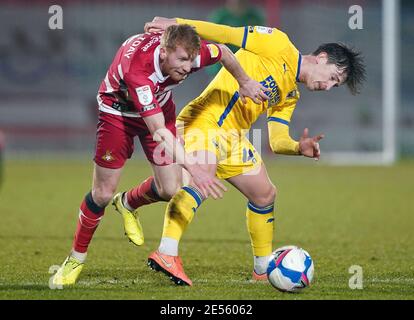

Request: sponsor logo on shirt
left=260, top=75, right=280, bottom=106
left=141, top=35, right=160, bottom=52
left=124, top=34, right=146, bottom=59
left=136, top=85, right=153, bottom=106
left=142, top=103, right=157, bottom=112
left=255, top=26, right=273, bottom=34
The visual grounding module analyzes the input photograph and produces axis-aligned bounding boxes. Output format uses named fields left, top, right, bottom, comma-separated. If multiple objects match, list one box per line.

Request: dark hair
left=160, top=24, right=200, bottom=59
left=313, top=43, right=366, bottom=95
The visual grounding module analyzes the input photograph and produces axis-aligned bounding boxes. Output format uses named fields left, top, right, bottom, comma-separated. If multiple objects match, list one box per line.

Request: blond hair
left=160, top=24, right=201, bottom=59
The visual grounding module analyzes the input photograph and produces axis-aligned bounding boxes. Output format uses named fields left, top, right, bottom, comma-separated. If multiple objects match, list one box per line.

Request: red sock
left=125, top=176, right=164, bottom=210
left=72, top=192, right=105, bottom=253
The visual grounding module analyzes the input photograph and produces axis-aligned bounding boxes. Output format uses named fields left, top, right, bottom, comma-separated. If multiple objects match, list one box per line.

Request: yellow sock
left=162, top=186, right=203, bottom=241
left=246, top=201, right=274, bottom=257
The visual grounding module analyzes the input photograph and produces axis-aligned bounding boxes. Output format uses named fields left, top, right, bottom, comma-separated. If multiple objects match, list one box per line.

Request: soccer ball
left=266, top=245, right=314, bottom=292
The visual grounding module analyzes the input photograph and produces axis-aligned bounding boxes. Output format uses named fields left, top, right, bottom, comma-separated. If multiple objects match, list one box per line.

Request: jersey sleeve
left=123, top=72, right=162, bottom=118
left=196, top=41, right=222, bottom=68
left=240, top=26, right=291, bottom=57
left=177, top=18, right=291, bottom=57
left=267, top=98, right=297, bottom=125
left=266, top=100, right=300, bottom=155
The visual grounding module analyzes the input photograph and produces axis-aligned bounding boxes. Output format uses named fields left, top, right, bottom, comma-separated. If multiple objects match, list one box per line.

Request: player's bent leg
left=148, top=185, right=205, bottom=286
left=147, top=183, right=204, bottom=286
left=226, top=164, right=277, bottom=281
left=152, top=163, right=183, bottom=200
left=53, top=164, right=122, bottom=286
left=161, top=158, right=217, bottom=243
left=114, top=163, right=183, bottom=246
left=148, top=151, right=218, bottom=286
left=92, top=164, right=123, bottom=207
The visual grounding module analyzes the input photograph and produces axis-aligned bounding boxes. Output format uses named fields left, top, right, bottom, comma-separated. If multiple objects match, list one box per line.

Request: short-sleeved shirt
left=178, top=25, right=301, bottom=132
left=94, top=32, right=222, bottom=168
left=97, top=32, right=222, bottom=122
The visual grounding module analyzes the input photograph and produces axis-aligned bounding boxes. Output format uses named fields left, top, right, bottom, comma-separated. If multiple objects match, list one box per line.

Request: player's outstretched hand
left=239, top=79, right=270, bottom=105
left=299, top=128, right=325, bottom=161
left=144, top=17, right=177, bottom=33
left=188, top=164, right=227, bottom=200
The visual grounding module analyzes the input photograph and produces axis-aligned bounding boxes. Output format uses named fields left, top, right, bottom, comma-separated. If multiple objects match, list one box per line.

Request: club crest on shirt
left=102, top=150, right=116, bottom=162
left=136, top=85, right=153, bottom=106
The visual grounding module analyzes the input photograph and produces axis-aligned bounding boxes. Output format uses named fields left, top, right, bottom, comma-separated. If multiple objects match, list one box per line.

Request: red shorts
left=94, top=105, right=177, bottom=169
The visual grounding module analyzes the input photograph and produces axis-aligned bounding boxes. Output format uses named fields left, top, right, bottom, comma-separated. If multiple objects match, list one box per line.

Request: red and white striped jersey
left=97, top=32, right=222, bottom=118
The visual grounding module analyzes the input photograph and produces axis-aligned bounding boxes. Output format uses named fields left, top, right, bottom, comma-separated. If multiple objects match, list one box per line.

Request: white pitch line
left=16, top=278, right=414, bottom=288
left=76, top=278, right=266, bottom=286
left=15, top=278, right=268, bottom=288
left=369, top=278, right=414, bottom=284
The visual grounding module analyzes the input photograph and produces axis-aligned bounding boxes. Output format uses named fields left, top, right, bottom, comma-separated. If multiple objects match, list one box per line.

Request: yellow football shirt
left=177, top=19, right=301, bottom=135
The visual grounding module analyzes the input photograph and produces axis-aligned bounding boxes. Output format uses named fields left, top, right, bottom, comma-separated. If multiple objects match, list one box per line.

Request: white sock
left=158, top=237, right=179, bottom=256
left=71, top=250, right=87, bottom=263
left=122, top=193, right=135, bottom=212
left=254, top=255, right=271, bottom=275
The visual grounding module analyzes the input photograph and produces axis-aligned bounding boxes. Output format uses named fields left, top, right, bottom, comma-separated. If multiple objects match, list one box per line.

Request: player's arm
left=125, top=75, right=226, bottom=198
left=145, top=17, right=289, bottom=57
left=217, top=44, right=269, bottom=104
left=196, top=41, right=268, bottom=104
left=142, top=113, right=196, bottom=176
left=268, top=120, right=300, bottom=156
left=143, top=113, right=226, bottom=199
left=145, top=17, right=244, bottom=46
left=267, top=103, right=324, bottom=160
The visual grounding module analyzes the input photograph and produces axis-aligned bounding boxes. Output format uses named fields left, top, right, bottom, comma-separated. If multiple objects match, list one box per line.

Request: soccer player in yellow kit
left=133, top=17, right=366, bottom=286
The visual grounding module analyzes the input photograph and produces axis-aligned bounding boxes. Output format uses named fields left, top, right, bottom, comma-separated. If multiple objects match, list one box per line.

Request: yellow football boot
left=52, top=256, right=84, bottom=286
left=112, top=192, right=144, bottom=246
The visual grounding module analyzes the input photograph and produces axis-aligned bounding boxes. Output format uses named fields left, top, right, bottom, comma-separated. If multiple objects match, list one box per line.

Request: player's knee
left=251, top=184, right=277, bottom=207
left=269, top=184, right=277, bottom=203
left=91, top=188, right=115, bottom=207
left=157, top=182, right=181, bottom=200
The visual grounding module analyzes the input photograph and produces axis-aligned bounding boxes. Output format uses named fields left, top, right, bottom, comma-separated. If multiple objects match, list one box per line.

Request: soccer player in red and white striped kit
left=52, top=24, right=268, bottom=286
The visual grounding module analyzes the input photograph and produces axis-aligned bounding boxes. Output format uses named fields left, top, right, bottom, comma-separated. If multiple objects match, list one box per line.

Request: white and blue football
left=267, top=245, right=314, bottom=292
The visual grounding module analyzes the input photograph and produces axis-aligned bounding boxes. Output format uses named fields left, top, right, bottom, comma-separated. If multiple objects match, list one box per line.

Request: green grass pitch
left=0, top=159, right=413, bottom=300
